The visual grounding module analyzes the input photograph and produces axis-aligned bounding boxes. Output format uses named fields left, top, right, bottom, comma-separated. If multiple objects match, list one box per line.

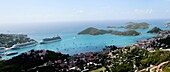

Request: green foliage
left=110, top=46, right=170, bottom=71
left=140, top=50, right=170, bottom=68
left=0, top=50, right=70, bottom=72
left=112, top=63, right=134, bottom=72
left=90, top=67, right=106, bottom=72
left=163, top=63, right=170, bottom=72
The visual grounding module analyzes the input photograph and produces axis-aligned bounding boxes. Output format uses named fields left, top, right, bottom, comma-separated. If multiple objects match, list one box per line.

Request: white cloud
left=166, top=10, right=170, bottom=13
left=73, top=8, right=77, bottom=11
left=77, top=10, right=84, bottom=13
left=134, top=9, right=152, bottom=14
left=72, top=8, right=84, bottom=13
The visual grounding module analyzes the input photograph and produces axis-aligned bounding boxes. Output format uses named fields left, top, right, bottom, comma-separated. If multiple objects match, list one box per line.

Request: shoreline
left=0, top=29, right=170, bottom=71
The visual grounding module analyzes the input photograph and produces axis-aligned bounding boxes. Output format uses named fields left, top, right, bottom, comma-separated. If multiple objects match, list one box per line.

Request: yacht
left=4, top=52, right=18, bottom=56
left=0, top=47, right=5, bottom=51
left=11, top=41, right=37, bottom=49
left=0, top=47, right=6, bottom=53
left=40, top=36, right=61, bottom=44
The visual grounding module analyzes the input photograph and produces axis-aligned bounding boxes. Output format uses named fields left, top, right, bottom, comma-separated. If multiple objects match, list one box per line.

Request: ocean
left=1, top=19, right=170, bottom=59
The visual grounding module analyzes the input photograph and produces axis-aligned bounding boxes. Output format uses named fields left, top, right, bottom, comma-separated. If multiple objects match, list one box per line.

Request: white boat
left=165, top=23, right=170, bottom=28
left=11, top=41, right=37, bottom=49
left=0, top=47, right=5, bottom=50
left=3, top=52, right=18, bottom=56
left=40, top=36, right=61, bottom=44
left=0, top=47, right=6, bottom=53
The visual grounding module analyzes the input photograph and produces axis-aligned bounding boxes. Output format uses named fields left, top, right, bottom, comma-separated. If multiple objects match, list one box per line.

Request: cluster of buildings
left=4, top=43, right=147, bottom=72
left=105, top=45, right=146, bottom=72
left=20, top=49, right=47, bottom=60
left=18, top=46, right=116, bottom=72
left=135, top=30, right=170, bottom=52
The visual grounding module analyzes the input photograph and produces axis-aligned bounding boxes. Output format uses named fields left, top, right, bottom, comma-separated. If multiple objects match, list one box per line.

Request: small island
left=107, top=22, right=149, bottom=29
left=147, top=27, right=162, bottom=34
left=78, top=27, right=141, bottom=36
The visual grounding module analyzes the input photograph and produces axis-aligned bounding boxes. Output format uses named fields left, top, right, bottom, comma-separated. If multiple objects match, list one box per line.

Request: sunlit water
left=1, top=19, right=170, bottom=60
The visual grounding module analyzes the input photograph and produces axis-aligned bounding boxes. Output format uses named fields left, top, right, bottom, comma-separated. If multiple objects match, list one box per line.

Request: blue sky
left=0, top=0, right=170, bottom=24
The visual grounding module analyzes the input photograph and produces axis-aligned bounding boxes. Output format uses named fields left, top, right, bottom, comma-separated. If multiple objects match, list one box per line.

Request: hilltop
left=0, top=50, right=69, bottom=72
left=147, top=27, right=162, bottom=34
left=1, top=45, right=170, bottom=72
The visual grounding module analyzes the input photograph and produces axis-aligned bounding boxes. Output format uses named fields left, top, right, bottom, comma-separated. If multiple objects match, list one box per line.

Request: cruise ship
left=40, top=36, right=61, bottom=44
left=11, top=41, right=37, bottom=49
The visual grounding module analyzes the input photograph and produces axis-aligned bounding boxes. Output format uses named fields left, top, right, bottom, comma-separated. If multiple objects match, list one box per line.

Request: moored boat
left=0, top=47, right=5, bottom=50
left=0, top=47, right=6, bottom=53
left=40, top=36, right=61, bottom=44
left=11, top=41, right=38, bottom=49
left=4, top=52, right=18, bottom=56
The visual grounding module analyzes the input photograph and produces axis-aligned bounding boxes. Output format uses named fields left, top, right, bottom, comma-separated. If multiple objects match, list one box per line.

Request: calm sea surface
left=1, top=19, right=170, bottom=59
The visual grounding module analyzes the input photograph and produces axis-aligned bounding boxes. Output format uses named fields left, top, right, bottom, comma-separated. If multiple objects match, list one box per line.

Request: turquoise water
left=1, top=19, right=170, bottom=59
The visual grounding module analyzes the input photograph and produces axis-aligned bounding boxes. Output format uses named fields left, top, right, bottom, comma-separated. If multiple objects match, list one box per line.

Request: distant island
left=147, top=27, right=162, bottom=34
left=78, top=27, right=141, bottom=36
left=107, top=22, right=149, bottom=29
left=107, top=26, right=124, bottom=28
left=165, top=22, right=170, bottom=28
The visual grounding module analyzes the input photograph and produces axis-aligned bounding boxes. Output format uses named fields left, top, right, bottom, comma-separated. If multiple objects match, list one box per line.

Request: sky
left=0, top=0, right=170, bottom=24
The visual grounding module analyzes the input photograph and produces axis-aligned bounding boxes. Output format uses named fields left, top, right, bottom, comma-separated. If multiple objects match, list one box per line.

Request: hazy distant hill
left=125, top=22, right=149, bottom=29
left=107, top=22, right=149, bottom=29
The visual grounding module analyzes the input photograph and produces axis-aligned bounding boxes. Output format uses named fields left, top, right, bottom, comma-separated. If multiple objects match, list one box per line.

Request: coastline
left=0, top=29, right=170, bottom=71
left=0, top=20, right=169, bottom=60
